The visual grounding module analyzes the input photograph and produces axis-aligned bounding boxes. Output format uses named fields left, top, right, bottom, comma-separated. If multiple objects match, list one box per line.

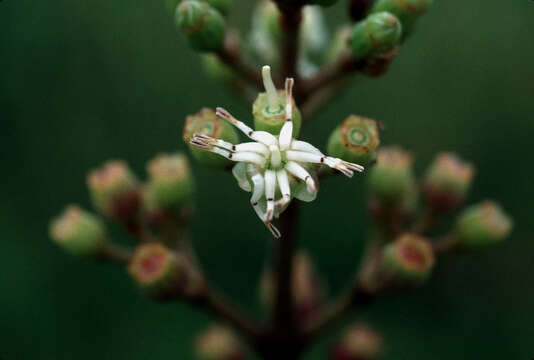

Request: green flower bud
left=195, top=325, right=245, bottom=360
left=201, top=54, right=236, bottom=83
left=327, top=115, right=380, bottom=166
left=260, top=251, right=324, bottom=322
left=309, top=0, right=339, bottom=7
left=183, top=108, right=240, bottom=168
left=49, top=205, right=108, bottom=257
left=146, top=153, right=194, bottom=212
left=351, top=12, right=402, bottom=60
left=175, top=1, right=226, bottom=52
left=300, top=6, right=329, bottom=63
left=203, top=0, right=232, bottom=16
left=455, top=201, right=513, bottom=248
left=423, top=153, right=475, bottom=211
left=128, top=243, right=186, bottom=299
left=368, top=146, right=416, bottom=204
left=87, top=160, right=141, bottom=221
left=331, top=323, right=384, bottom=360
left=369, top=0, right=433, bottom=36
left=382, top=233, right=435, bottom=284
left=252, top=91, right=302, bottom=137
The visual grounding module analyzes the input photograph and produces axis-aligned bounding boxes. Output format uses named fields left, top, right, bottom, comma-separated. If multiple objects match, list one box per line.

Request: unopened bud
left=382, top=233, right=434, bottom=284
left=87, top=160, right=140, bottom=221
left=183, top=108, right=240, bottom=168
left=50, top=205, right=108, bottom=257
left=368, top=146, right=415, bottom=204
left=369, top=0, right=433, bottom=36
left=260, top=251, right=324, bottom=322
left=423, top=153, right=474, bottom=211
left=147, top=153, right=194, bottom=212
left=175, top=1, right=226, bottom=52
left=128, top=243, right=186, bottom=299
left=300, top=6, right=329, bottom=63
left=324, top=25, right=352, bottom=64
left=351, top=12, right=402, bottom=60
left=253, top=66, right=302, bottom=137
left=327, top=115, right=380, bottom=166
left=331, top=323, right=384, bottom=360
left=195, top=325, right=245, bottom=360
left=455, top=201, right=513, bottom=248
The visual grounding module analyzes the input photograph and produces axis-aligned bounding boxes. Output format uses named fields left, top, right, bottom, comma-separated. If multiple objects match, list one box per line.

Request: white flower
left=189, top=66, right=364, bottom=238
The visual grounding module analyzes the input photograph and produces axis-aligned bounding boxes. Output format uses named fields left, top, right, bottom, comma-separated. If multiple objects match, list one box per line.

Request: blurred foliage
left=1, top=0, right=533, bottom=359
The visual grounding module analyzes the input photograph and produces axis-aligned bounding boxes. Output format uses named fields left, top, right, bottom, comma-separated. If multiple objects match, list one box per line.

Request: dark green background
left=1, top=0, right=533, bottom=358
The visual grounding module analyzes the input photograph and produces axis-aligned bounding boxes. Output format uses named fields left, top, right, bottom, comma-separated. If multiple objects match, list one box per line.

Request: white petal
left=276, top=169, right=291, bottom=209
left=235, top=142, right=270, bottom=157
left=290, top=140, right=324, bottom=156
left=264, top=170, right=276, bottom=221
left=278, top=78, right=294, bottom=151
left=285, top=161, right=316, bottom=194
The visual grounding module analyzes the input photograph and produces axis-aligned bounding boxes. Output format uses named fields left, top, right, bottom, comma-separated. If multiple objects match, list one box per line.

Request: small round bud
left=195, top=325, right=245, bottom=360
left=423, top=153, right=475, bottom=211
left=455, top=201, right=513, bottom=248
left=331, top=323, right=384, bottom=360
left=146, top=153, right=194, bottom=212
left=260, top=251, right=324, bottom=322
left=351, top=12, right=402, bottom=60
left=369, top=0, right=433, bottom=36
left=87, top=160, right=140, bottom=221
left=175, top=1, right=226, bottom=52
left=183, top=108, right=240, bottom=168
left=327, top=115, right=380, bottom=166
left=128, top=243, right=186, bottom=299
left=49, top=205, right=108, bottom=257
left=367, top=146, right=416, bottom=204
left=382, top=233, right=435, bottom=284
left=252, top=91, right=302, bottom=137
left=201, top=54, right=236, bottom=84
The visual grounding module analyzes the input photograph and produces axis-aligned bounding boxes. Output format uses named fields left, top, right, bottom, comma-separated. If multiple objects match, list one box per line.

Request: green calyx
left=351, top=12, right=402, bottom=60
left=252, top=91, right=302, bottom=137
left=184, top=108, right=239, bottom=169
left=50, top=205, right=108, bottom=257
left=369, top=0, right=433, bottom=36
left=147, top=153, right=195, bottom=212
left=368, top=146, right=416, bottom=204
left=455, top=201, right=513, bottom=248
left=327, top=115, right=380, bottom=166
left=382, top=234, right=435, bottom=284
left=175, top=1, right=226, bottom=52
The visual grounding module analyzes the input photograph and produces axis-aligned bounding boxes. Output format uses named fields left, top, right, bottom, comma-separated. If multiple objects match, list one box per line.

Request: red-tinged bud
left=195, top=325, right=245, bottom=360
left=87, top=160, right=141, bottom=221
left=423, top=153, right=475, bottom=211
left=331, top=323, right=384, bottom=360
left=382, top=233, right=435, bottom=285
left=128, top=243, right=187, bottom=300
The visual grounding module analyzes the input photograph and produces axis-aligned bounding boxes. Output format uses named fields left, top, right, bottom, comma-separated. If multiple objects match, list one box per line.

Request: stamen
left=278, top=77, right=295, bottom=151
left=276, top=170, right=291, bottom=208
left=264, top=170, right=276, bottom=221
left=262, top=65, right=279, bottom=110
left=290, top=140, right=324, bottom=156
left=265, top=221, right=281, bottom=238
left=216, top=107, right=277, bottom=146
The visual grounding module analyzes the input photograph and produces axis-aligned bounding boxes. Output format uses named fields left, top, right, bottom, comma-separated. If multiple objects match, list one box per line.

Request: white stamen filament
left=285, top=161, right=316, bottom=194
left=216, top=107, right=277, bottom=146
left=278, top=78, right=295, bottom=151
left=264, top=170, right=276, bottom=221
left=262, top=65, right=279, bottom=110
left=276, top=170, right=291, bottom=208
